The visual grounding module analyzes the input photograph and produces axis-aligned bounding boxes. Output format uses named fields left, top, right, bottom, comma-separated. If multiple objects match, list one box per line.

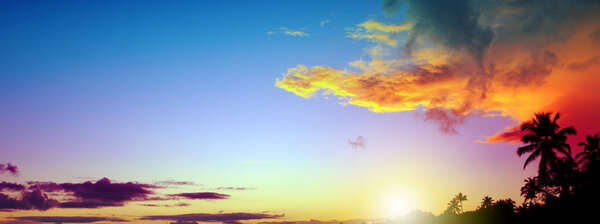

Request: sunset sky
left=1, top=0, right=600, bottom=223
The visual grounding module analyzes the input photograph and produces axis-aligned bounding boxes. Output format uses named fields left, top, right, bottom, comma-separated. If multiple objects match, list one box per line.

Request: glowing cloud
left=276, top=0, right=600, bottom=138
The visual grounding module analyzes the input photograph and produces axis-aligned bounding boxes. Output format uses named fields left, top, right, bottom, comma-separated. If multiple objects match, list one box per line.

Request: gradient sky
left=1, top=0, right=599, bottom=224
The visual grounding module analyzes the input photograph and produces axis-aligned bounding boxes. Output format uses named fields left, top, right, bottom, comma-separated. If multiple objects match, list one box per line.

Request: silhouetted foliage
left=408, top=113, right=600, bottom=224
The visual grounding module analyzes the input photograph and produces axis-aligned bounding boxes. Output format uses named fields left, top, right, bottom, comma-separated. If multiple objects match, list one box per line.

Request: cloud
left=478, top=125, right=523, bottom=144
left=399, top=0, right=493, bottom=63
left=140, top=212, right=284, bottom=223
left=348, top=136, right=367, bottom=148
left=346, top=20, right=412, bottom=47
left=0, top=182, right=25, bottom=191
left=211, top=187, right=256, bottom=191
left=267, top=27, right=309, bottom=37
left=276, top=0, right=600, bottom=137
left=0, top=163, right=18, bottom=175
left=154, top=180, right=197, bottom=186
left=169, top=192, right=230, bottom=200
left=0, top=190, right=59, bottom=211
left=140, top=202, right=190, bottom=207
left=59, top=177, right=157, bottom=203
left=320, top=20, right=330, bottom=27
left=9, top=216, right=127, bottom=223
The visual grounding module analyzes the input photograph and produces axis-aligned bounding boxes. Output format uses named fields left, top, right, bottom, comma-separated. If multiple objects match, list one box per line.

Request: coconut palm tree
left=478, top=196, right=494, bottom=210
left=576, top=134, right=600, bottom=169
left=454, top=193, right=467, bottom=213
left=446, top=198, right=460, bottom=214
left=520, top=177, right=541, bottom=204
left=517, top=112, right=576, bottom=174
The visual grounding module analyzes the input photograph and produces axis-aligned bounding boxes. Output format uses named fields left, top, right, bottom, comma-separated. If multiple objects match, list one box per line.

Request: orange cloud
left=276, top=0, right=600, bottom=138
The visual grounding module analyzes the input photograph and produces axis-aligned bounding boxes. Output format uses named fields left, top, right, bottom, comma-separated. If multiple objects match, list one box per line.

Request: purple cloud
left=10, top=216, right=127, bottom=223
left=0, top=190, right=59, bottom=211
left=170, top=192, right=230, bottom=200
left=140, top=202, right=190, bottom=207
left=59, top=177, right=157, bottom=202
left=0, top=163, right=18, bottom=175
left=141, top=212, right=284, bottom=223
left=0, top=182, right=25, bottom=191
left=27, top=181, right=62, bottom=192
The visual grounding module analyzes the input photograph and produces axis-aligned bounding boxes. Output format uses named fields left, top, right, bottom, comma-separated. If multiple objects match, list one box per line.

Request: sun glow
left=380, top=190, right=414, bottom=219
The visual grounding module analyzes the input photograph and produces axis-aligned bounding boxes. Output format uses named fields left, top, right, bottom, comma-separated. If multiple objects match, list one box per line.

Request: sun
left=382, top=193, right=413, bottom=219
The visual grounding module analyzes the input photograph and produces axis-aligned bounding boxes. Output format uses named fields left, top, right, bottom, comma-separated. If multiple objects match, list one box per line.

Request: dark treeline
left=396, top=112, right=600, bottom=224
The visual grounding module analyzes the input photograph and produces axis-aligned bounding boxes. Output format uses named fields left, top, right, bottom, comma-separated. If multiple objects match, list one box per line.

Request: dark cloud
left=382, top=0, right=402, bottom=15
left=10, top=216, right=127, bottom=223
left=27, top=181, right=62, bottom=192
left=0, top=182, right=25, bottom=191
left=169, top=192, right=230, bottom=200
left=0, top=190, right=59, bottom=211
left=140, top=212, right=284, bottom=223
left=59, top=177, right=157, bottom=203
left=398, top=0, right=494, bottom=63
left=0, top=163, right=18, bottom=175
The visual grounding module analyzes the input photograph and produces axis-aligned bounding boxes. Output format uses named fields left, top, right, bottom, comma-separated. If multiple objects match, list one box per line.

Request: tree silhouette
left=454, top=193, right=467, bottom=213
left=520, top=177, right=542, bottom=204
left=549, top=157, right=578, bottom=198
left=445, top=198, right=460, bottom=214
left=517, top=112, right=576, bottom=174
left=478, top=196, right=494, bottom=210
left=576, top=134, right=600, bottom=169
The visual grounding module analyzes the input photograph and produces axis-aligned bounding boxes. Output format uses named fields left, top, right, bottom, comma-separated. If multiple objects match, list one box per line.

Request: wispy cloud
left=140, top=212, right=284, bottom=223
left=346, top=20, right=412, bottom=47
left=320, top=20, right=331, bottom=27
left=267, top=27, right=309, bottom=37
left=349, top=136, right=367, bottom=149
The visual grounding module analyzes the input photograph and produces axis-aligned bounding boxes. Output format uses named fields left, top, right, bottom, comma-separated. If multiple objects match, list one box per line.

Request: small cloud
left=346, top=20, right=412, bottom=47
left=140, top=202, right=190, bottom=207
left=0, top=163, right=18, bottom=175
left=266, top=27, right=309, bottom=37
left=154, top=180, right=197, bottom=186
left=209, top=187, right=256, bottom=191
left=478, top=125, right=523, bottom=144
left=169, top=192, right=230, bottom=200
left=140, top=212, right=284, bottom=223
left=320, top=20, right=331, bottom=27
left=348, top=136, right=367, bottom=149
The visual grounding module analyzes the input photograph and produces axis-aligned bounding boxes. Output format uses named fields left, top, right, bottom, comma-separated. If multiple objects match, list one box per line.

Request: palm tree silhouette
left=478, top=196, right=494, bottom=210
left=576, top=134, right=600, bottom=168
left=517, top=112, right=576, bottom=174
left=520, top=177, right=542, bottom=204
left=446, top=198, right=460, bottom=214
left=454, top=193, right=467, bottom=213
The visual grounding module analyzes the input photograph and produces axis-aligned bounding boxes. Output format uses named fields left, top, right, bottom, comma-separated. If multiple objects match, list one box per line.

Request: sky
left=1, top=0, right=600, bottom=223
